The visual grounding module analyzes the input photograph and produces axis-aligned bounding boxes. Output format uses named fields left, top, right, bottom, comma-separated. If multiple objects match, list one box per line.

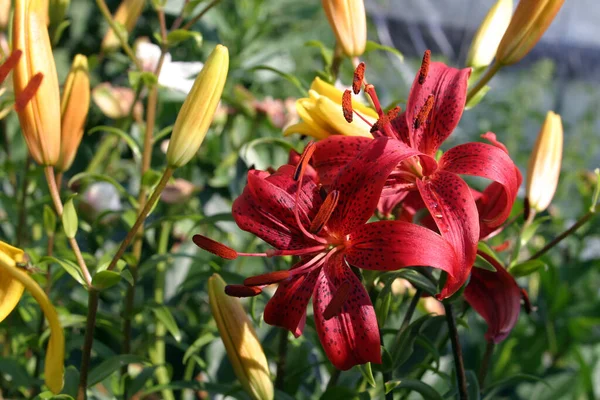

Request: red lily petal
left=233, top=165, right=322, bottom=249
left=264, top=259, right=320, bottom=337
left=439, top=141, right=520, bottom=229
left=312, top=136, right=372, bottom=186
left=313, top=254, right=381, bottom=370
left=416, top=172, right=479, bottom=298
left=328, top=137, right=435, bottom=234
left=345, top=220, right=459, bottom=276
left=464, top=252, right=521, bottom=343
left=405, top=62, right=471, bottom=155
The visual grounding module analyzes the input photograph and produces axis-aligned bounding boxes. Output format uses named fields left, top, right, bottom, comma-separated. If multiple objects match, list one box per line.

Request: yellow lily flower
left=0, top=241, right=64, bottom=394
left=208, top=274, right=274, bottom=400
left=466, top=0, right=513, bottom=69
left=526, top=111, right=563, bottom=212
left=283, top=77, right=377, bottom=139
left=12, top=0, right=62, bottom=166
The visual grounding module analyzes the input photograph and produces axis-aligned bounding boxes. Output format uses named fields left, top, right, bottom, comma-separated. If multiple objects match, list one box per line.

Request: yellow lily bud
left=12, top=0, right=61, bottom=166
left=57, top=54, right=90, bottom=172
left=283, top=77, right=377, bottom=139
left=101, top=0, right=145, bottom=52
left=496, top=0, right=564, bottom=66
left=0, top=0, right=10, bottom=30
left=466, top=0, right=513, bottom=69
left=526, top=111, right=563, bottom=212
left=322, top=0, right=367, bottom=58
left=0, top=241, right=64, bottom=394
left=208, top=274, right=274, bottom=400
left=166, top=44, right=228, bottom=168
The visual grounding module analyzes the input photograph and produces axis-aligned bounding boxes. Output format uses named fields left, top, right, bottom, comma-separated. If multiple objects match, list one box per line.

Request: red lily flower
left=194, top=140, right=460, bottom=370
left=311, top=52, right=520, bottom=298
left=464, top=251, right=522, bottom=343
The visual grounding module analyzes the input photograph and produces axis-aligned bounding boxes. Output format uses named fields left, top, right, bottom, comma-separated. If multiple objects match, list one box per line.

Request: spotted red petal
left=464, top=252, right=521, bottom=343
left=264, top=260, right=320, bottom=337
left=312, top=136, right=372, bottom=187
left=233, top=165, right=322, bottom=250
left=416, top=171, right=479, bottom=298
left=405, top=62, right=471, bottom=155
left=439, top=141, right=520, bottom=229
left=345, top=220, right=459, bottom=276
left=328, top=137, right=435, bottom=234
left=313, top=254, right=381, bottom=370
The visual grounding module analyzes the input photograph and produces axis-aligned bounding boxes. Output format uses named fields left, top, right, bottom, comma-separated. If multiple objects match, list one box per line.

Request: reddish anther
left=323, top=280, right=352, bottom=320
left=15, top=73, right=43, bottom=112
left=225, top=284, right=262, bottom=297
left=0, top=50, right=22, bottom=85
left=386, top=106, right=402, bottom=121
left=310, top=190, right=340, bottom=233
left=244, top=270, right=291, bottom=287
left=353, top=62, right=365, bottom=94
left=418, top=50, right=431, bottom=85
left=413, top=94, right=434, bottom=130
left=342, top=89, right=353, bottom=123
left=293, top=141, right=316, bottom=181
left=192, top=234, right=238, bottom=260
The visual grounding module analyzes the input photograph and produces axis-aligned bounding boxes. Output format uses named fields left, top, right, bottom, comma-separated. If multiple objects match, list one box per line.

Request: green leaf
left=304, top=40, right=333, bottom=68
left=87, top=355, right=148, bottom=388
left=121, top=269, right=134, bottom=286
left=166, top=29, right=202, bottom=47
left=92, top=270, right=122, bottom=290
left=151, top=305, right=182, bottom=342
left=87, top=125, right=142, bottom=162
left=466, top=370, right=481, bottom=400
left=384, top=379, right=442, bottom=399
left=477, top=242, right=502, bottom=264
left=51, top=20, right=71, bottom=47
left=465, top=85, right=490, bottom=110
left=34, top=392, right=74, bottom=400
left=43, top=205, right=56, bottom=236
left=364, top=40, right=404, bottom=61
left=40, top=256, right=85, bottom=286
left=509, top=259, right=547, bottom=278
left=62, top=198, right=78, bottom=239
left=381, top=269, right=437, bottom=296
left=375, top=287, right=392, bottom=327
left=483, top=373, right=551, bottom=400
left=128, top=71, right=159, bottom=90
left=141, top=169, right=163, bottom=189
left=474, top=254, right=497, bottom=272
left=153, top=125, right=173, bottom=144
left=183, top=332, right=216, bottom=364
left=521, top=216, right=551, bottom=246
left=358, top=362, right=376, bottom=387
left=249, top=65, right=307, bottom=96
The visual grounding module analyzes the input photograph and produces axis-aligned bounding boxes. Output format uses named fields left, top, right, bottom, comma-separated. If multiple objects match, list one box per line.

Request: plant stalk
left=77, top=289, right=100, bottom=400
left=44, top=166, right=93, bottom=287
left=466, top=62, right=501, bottom=104
left=477, top=340, right=495, bottom=389
left=275, top=328, right=289, bottom=390
left=181, top=0, right=222, bottom=31
left=444, top=302, right=468, bottom=400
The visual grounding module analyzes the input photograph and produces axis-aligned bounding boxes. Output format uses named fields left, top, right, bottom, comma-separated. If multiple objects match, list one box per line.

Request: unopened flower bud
left=322, top=0, right=367, bottom=57
left=0, top=241, right=64, bottom=394
left=496, top=0, right=564, bottom=65
left=466, top=0, right=513, bottom=69
left=166, top=44, right=228, bottom=168
left=208, top=274, right=274, bottom=400
left=58, top=54, right=90, bottom=171
left=101, top=0, right=145, bottom=52
left=526, top=111, right=563, bottom=212
left=92, top=82, right=143, bottom=120
left=12, top=0, right=61, bottom=166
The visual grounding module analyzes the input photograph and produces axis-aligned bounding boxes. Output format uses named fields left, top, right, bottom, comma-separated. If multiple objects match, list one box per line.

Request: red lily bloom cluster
left=194, top=51, right=524, bottom=370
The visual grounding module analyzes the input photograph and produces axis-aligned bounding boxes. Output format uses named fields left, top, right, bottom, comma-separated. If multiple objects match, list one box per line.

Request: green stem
left=181, top=0, right=222, bottom=31
left=95, top=0, right=143, bottom=70
left=465, top=63, right=501, bottom=104
left=106, top=167, right=174, bottom=272
left=149, top=221, right=175, bottom=400
left=444, top=302, right=468, bottom=400
left=327, top=369, right=341, bottom=389
left=275, top=329, right=289, bottom=390
left=477, top=341, right=495, bottom=389
left=529, top=206, right=597, bottom=260
left=330, top=44, right=343, bottom=81
left=77, top=289, right=100, bottom=400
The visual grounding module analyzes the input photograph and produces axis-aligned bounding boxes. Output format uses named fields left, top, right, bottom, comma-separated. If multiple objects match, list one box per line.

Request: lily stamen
left=15, top=72, right=44, bottom=112
left=310, top=190, right=340, bottom=234
left=225, top=284, right=263, bottom=298
left=244, top=270, right=291, bottom=287
left=0, top=50, right=22, bottom=84
left=413, top=94, right=435, bottom=130
left=418, top=50, right=431, bottom=85
left=353, top=62, right=365, bottom=94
